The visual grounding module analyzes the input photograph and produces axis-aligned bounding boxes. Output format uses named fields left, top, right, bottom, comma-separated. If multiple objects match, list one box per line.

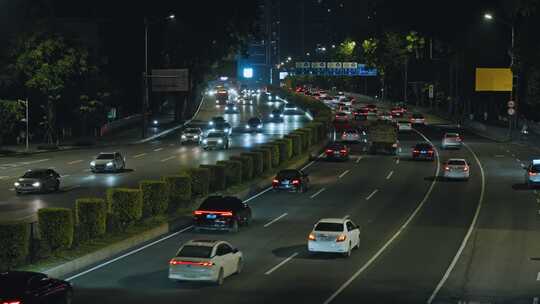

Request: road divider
left=264, top=252, right=298, bottom=275
left=264, top=213, right=288, bottom=228
left=310, top=188, right=326, bottom=199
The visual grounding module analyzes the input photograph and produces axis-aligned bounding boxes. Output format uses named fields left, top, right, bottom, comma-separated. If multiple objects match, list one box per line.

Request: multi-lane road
left=0, top=93, right=309, bottom=222
left=58, top=99, right=540, bottom=304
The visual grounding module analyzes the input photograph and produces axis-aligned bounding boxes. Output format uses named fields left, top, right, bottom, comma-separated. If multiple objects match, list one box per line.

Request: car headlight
left=209, top=121, right=214, bottom=125
left=90, top=161, right=96, bottom=166
left=215, top=100, right=219, bottom=104
left=246, top=125, right=250, bottom=129
left=14, top=182, right=20, bottom=187
left=193, top=135, right=198, bottom=139
left=202, top=139, right=208, bottom=144
left=181, top=135, right=187, bottom=139
left=270, top=114, right=274, bottom=118
left=106, top=162, right=114, bottom=167
left=233, top=107, right=237, bottom=110
left=257, top=125, right=262, bottom=129
left=153, top=120, right=158, bottom=125
left=280, top=114, right=284, bottom=117
left=225, top=107, right=229, bottom=110
left=225, top=128, right=230, bottom=132
left=32, top=182, right=41, bottom=188
left=218, top=139, right=223, bottom=144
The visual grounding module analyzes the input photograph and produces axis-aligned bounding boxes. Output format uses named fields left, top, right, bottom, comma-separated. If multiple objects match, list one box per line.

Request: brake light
left=2, top=301, right=21, bottom=304
left=170, top=260, right=214, bottom=267
left=336, top=234, right=347, bottom=242
left=529, top=172, right=538, bottom=176
left=308, top=233, right=316, bottom=241
left=292, top=179, right=300, bottom=185
left=413, top=149, right=419, bottom=153
left=445, top=166, right=450, bottom=171
left=463, top=166, right=469, bottom=171
left=326, top=149, right=333, bottom=154
left=340, top=149, right=348, bottom=154
left=272, top=178, right=279, bottom=184
left=428, top=150, right=434, bottom=154
left=193, top=210, right=233, bottom=216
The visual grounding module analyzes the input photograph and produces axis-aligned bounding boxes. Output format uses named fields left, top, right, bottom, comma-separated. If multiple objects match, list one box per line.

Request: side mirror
left=521, top=164, right=527, bottom=170
left=233, top=248, right=239, bottom=254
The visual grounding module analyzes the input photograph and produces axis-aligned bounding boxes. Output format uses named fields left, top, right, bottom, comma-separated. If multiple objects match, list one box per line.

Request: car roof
left=184, top=240, right=221, bottom=247
left=317, top=218, right=346, bottom=224
left=415, top=142, right=432, bottom=147
left=446, top=158, right=467, bottom=163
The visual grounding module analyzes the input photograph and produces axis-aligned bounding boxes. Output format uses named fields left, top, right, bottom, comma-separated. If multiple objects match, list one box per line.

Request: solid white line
left=65, top=225, right=193, bottom=281
left=263, top=213, right=288, bottom=228
left=310, top=188, right=326, bottom=199
left=356, top=156, right=362, bottom=163
left=300, top=152, right=325, bottom=171
left=264, top=252, right=298, bottom=275
left=386, top=171, right=394, bottom=180
left=153, top=148, right=163, bottom=152
left=338, top=170, right=350, bottom=179
left=533, top=296, right=539, bottom=304
left=323, top=129, right=440, bottom=304
left=160, top=156, right=176, bottom=162
left=365, top=189, right=378, bottom=200
left=67, top=160, right=83, bottom=165
left=427, top=142, right=486, bottom=304
left=60, top=175, right=70, bottom=178
left=243, top=187, right=272, bottom=203
left=133, top=153, right=147, bottom=158
left=536, top=272, right=540, bottom=281
left=537, top=198, right=540, bottom=204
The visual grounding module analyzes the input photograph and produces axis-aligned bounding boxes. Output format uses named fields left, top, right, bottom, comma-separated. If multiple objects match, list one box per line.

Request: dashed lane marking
left=264, top=213, right=288, bottom=228
left=386, top=171, right=394, bottom=180
left=160, top=156, right=176, bottom=162
left=133, top=153, right=147, bottom=158
left=338, top=170, right=350, bottom=179
left=365, top=189, right=378, bottom=201
left=356, top=156, right=362, bottom=163
left=67, top=160, right=83, bottom=165
left=310, top=188, right=326, bottom=199
left=264, top=252, right=298, bottom=275
left=396, top=158, right=400, bottom=164
left=153, top=148, right=163, bottom=152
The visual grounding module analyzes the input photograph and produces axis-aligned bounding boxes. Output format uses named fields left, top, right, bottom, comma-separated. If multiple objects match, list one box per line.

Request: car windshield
left=199, top=197, right=239, bottom=211
left=328, top=144, right=345, bottom=150
left=176, top=245, right=213, bottom=258
left=345, top=130, right=357, bottom=134
left=315, top=222, right=343, bottom=232
left=415, top=144, right=432, bottom=150
left=206, top=133, right=223, bottom=138
left=248, top=118, right=261, bottom=124
left=22, top=171, right=48, bottom=178
left=277, top=170, right=300, bottom=179
left=96, top=153, right=115, bottom=159
left=185, top=128, right=200, bottom=133
left=448, top=160, right=466, bottom=166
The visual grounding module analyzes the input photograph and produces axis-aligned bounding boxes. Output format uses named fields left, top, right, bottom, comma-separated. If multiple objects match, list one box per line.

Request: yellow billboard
left=475, top=68, right=512, bottom=92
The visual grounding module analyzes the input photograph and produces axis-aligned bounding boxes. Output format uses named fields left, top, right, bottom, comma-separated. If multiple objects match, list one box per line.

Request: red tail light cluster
left=193, top=210, right=233, bottom=216
left=463, top=166, right=469, bottom=171
left=340, top=149, right=348, bottom=154
left=292, top=179, right=300, bottom=185
left=170, top=260, right=214, bottom=267
left=2, top=301, right=21, bottom=304
left=529, top=172, right=538, bottom=176
left=444, top=166, right=450, bottom=171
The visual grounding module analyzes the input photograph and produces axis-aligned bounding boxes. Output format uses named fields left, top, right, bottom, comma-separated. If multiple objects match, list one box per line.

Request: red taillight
left=2, top=301, right=21, bottom=304
left=326, top=149, right=333, bottom=154
left=193, top=210, right=233, bottom=217
left=413, top=149, right=419, bottom=153
left=529, top=172, right=537, bottom=176
left=340, top=149, right=347, bottom=154
left=336, top=234, right=347, bottom=242
left=193, top=210, right=203, bottom=215
left=272, top=178, right=279, bottom=186
left=444, top=166, right=450, bottom=171
left=170, top=259, right=214, bottom=267
left=292, top=179, right=300, bottom=185
left=428, top=150, right=434, bottom=154
left=463, top=166, right=469, bottom=171
left=308, top=233, right=316, bottom=241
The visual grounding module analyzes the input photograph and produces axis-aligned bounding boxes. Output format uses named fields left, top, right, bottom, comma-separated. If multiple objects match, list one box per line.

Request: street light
left=18, top=99, right=29, bottom=151
left=142, top=14, right=176, bottom=138
left=483, top=13, right=493, bottom=20
left=287, top=56, right=292, bottom=61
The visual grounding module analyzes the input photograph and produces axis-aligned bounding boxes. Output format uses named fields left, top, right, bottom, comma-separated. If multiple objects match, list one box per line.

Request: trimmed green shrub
left=294, top=128, right=312, bottom=149
left=202, top=164, right=226, bottom=191
left=242, top=152, right=263, bottom=176
left=38, top=208, right=74, bottom=252
left=162, top=175, right=191, bottom=210
left=217, top=160, right=242, bottom=186
left=274, top=139, right=291, bottom=163
left=253, top=148, right=272, bottom=171
left=186, top=167, right=210, bottom=197
left=305, top=123, right=319, bottom=144
left=261, top=143, right=280, bottom=167
left=76, top=198, right=107, bottom=242
left=285, top=134, right=302, bottom=156
left=200, top=165, right=216, bottom=192
left=140, top=181, right=169, bottom=217
left=107, top=188, right=143, bottom=229
left=231, top=155, right=253, bottom=181
left=0, top=223, right=30, bottom=270
left=309, top=121, right=325, bottom=142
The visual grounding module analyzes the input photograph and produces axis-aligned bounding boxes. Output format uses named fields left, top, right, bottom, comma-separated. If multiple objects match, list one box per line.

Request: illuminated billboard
left=475, top=68, right=512, bottom=92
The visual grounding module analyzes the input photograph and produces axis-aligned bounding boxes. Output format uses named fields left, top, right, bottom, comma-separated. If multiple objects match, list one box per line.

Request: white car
left=308, top=218, right=361, bottom=257
left=441, top=132, right=463, bottom=149
left=443, top=158, right=470, bottom=180
left=397, top=121, right=412, bottom=131
left=169, top=240, right=243, bottom=285
left=410, top=113, right=426, bottom=125
left=90, top=152, right=125, bottom=173
left=181, top=128, right=203, bottom=144
left=341, top=129, right=368, bottom=143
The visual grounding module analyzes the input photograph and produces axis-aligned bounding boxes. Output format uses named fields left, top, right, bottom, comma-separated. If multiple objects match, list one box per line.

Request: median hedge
left=162, top=174, right=191, bottom=210
left=253, top=147, right=272, bottom=171
left=217, top=160, right=242, bottom=186
left=140, top=180, right=169, bottom=217
left=261, top=143, right=280, bottom=167
left=230, top=155, right=253, bottom=181
left=75, top=198, right=107, bottom=242
left=38, top=208, right=74, bottom=252
left=294, top=128, right=312, bottom=150
left=285, top=134, right=302, bottom=157
left=186, top=167, right=210, bottom=197
left=0, top=222, right=30, bottom=270
left=242, top=152, right=263, bottom=177
left=274, top=139, right=292, bottom=163
left=107, top=188, right=143, bottom=230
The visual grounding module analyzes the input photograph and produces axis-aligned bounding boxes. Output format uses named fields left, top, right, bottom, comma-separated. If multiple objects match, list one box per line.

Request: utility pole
left=142, top=17, right=149, bottom=139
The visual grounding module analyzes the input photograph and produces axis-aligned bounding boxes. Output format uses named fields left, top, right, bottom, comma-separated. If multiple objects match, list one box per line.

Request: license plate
left=334, top=151, right=340, bottom=155
left=282, top=180, right=289, bottom=185
left=206, top=214, right=217, bottom=219
left=421, top=151, right=427, bottom=154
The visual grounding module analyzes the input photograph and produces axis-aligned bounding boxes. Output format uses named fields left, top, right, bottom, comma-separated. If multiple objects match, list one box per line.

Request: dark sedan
left=245, top=117, right=263, bottom=132
left=0, top=271, right=72, bottom=304
left=325, top=143, right=350, bottom=161
left=272, top=169, right=310, bottom=192
left=193, top=196, right=252, bottom=232
left=14, top=169, right=60, bottom=195
left=412, top=143, right=435, bottom=161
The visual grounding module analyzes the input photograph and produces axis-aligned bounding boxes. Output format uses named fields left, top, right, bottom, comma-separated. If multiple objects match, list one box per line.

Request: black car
left=14, top=169, right=60, bottom=195
left=209, top=116, right=225, bottom=127
left=269, top=109, right=284, bottom=122
left=325, top=143, right=350, bottom=161
left=412, top=143, right=435, bottom=161
left=193, top=196, right=252, bottom=232
left=224, top=103, right=239, bottom=114
left=272, top=169, right=310, bottom=192
left=245, top=117, right=263, bottom=132
left=0, top=271, right=72, bottom=304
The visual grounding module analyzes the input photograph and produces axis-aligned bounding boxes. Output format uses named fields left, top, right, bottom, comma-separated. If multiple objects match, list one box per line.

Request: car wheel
left=236, top=258, right=243, bottom=274
left=344, top=242, right=352, bottom=258
left=54, top=181, right=60, bottom=192
left=356, top=237, right=361, bottom=249
left=216, top=268, right=224, bottom=286
left=230, top=220, right=239, bottom=233
left=62, top=290, right=73, bottom=304
left=15, top=191, right=21, bottom=195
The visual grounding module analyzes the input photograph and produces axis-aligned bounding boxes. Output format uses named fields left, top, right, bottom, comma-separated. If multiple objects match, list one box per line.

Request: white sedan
left=443, top=158, right=470, bottom=180
left=397, top=121, right=412, bottom=131
left=169, top=240, right=243, bottom=285
left=308, top=218, right=361, bottom=257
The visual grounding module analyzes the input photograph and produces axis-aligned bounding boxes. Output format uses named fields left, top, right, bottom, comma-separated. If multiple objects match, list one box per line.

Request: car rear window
left=328, top=144, right=345, bottom=150
left=415, top=144, right=432, bottom=149
left=447, top=160, right=466, bottom=166
left=177, top=245, right=213, bottom=258
left=97, top=153, right=115, bottom=159
left=199, top=197, right=240, bottom=210
left=277, top=170, right=300, bottom=179
left=445, top=133, right=459, bottom=138
left=22, top=171, right=48, bottom=178
left=412, top=114, right=424, bottom=118
left=206, top=133, right=223, bottom=138
left=336, top=113, right=347, bottom=116
left=314, top=222, right=343, bottom=232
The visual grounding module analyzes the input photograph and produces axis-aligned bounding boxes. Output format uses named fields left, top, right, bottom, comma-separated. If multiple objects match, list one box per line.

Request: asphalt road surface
left=0, top=93, right=309, bottom=222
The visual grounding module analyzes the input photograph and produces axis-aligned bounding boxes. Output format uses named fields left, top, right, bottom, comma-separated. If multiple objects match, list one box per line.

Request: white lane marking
left=427, top=142, right=486, bottom=304
left=66, top=225, right=194, bottom=281
left=153, top=148, right=163, bottom=152
left=244, top=187, right=272, bottom=203
left=517, top=159, right=521, bottom=162
left=534, top=297, right=539, bottom=304
left=494, top=154, right=505, bottom=158
left=386, top=171, right=394, bottom=180
left=512, top=154, right=516, bottom=157
left=169, top=143, right=175, bottom=147
left=83, top=169, right=91, bottom=172
left=365, top=189, right=378, bottom=201
left=396, top=158, right=400, bottom=164
left=535, top=190, right=539, bottom=195
left=537, top=198, right=540, bottom=204
left=506, top=149, right=510, bottom=153
left=264, top=213, right=288, bottom=228
left=536, top=272, right=540, bottom=281
left=0, top=176, right=10, bottom=180
left=60, top=175, right=70, bottom=178
left=323, top=129, right=440, bottom=304
left=9, top=188, right=15, bottom=191
left=300, top=152, right=325, bottom=170
left=67, top=160, right=83, bottom=165
left=356, top=156, right=362, bottom=163
left=310, top=188, right=326, bottom=199
left=133, top=153, right=147, bottom=158
left=264, top=252, right=298, bottom=275
left=160, top=156, right=176, bottom=162
left=338, top=170, right=350, bottom=179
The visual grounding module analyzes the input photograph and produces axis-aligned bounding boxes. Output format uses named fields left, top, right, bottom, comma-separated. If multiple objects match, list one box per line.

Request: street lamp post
left=18, top=99, right=29, bottom=151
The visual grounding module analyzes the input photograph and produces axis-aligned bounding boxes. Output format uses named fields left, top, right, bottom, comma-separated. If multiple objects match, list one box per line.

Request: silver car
left=441, top=132, right=463, bottom=149
left=181, top=128, right=203, bottom=144
left=90, top=152, right=125, bottom=173
left=523, top=160, right=540, bottom=188
left=202, top=132, right=230, bottom=150
left=340, top=129, right=368, bottom=143
left=14, top=169, right=60, bottom=194
left=443, top=159, right=470, bottom=180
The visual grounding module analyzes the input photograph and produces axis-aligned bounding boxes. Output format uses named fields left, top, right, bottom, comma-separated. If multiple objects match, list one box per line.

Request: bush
left=75, top=198, right=107, bottom=242
left=202, top=164, right=227, bottom=192
left=305, top=123, right=319, bottom=144
left=217, top=160, right=242, bottom=186
left=309, top=122, right=325, bottom=142
left=242, top=152, right=263, bottom=176
left=261, top=143, right=280, bottom=167
left=253, top=148, right=272, bottom=171
left=285, top=134, right=302, bottom=156
left=140, top=181, right=169, bottom=217
left=38, top=208, right=74, bottom=252
left=295, top=128, right=312, bottom=149
left=0, top=223, right=30, bottom=270
left=107, top=188, right=143, bottom=230
left=231, top=155, right=253, bottom=181
left=186, top=168, right=210, bottom=197
left=274, top=139, right=291, bottom=163
left=162, top=175, right=191, bottom=210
